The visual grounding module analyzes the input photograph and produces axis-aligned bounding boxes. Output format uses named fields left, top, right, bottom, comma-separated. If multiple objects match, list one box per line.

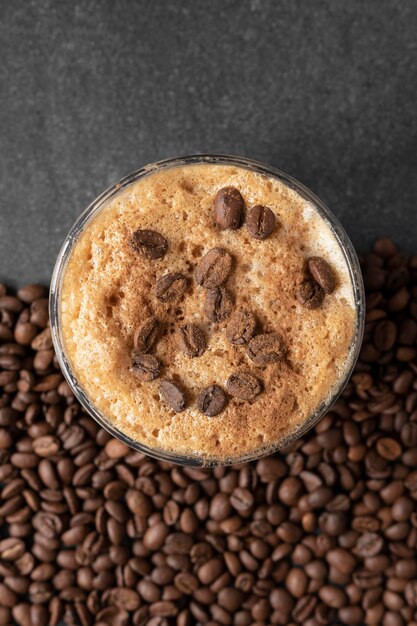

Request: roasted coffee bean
left=0, top=429, right=13, bottom=448
left=326, top=548, right=356, bottom=574
left=214, top=187, right=244, bottom=230
left=134, top=318, right=160, bottom=353
left=307, top=257, right=336, bottom=294
left=195, top=248, right=233, bottom=289
left=129, top=229, right=168, bottom=260
left=0, top=538, right=25, bottom=561
left=32, top=435, right=60, bottom=457
left=174, top=571, right=199, bottom=594
left=196, top=385, right=227, bottom=416
left=143, top=522, right=170, bottom=551
left=32, top=511, right=63, bottom=538
left=0, top=353, right=22, bottom=370
left=130, top=353, right=161, bottom=381
left=163, top=501, right=181, bottom=526
left=204, top=287, right=234, bottom=322
left=0, top=582, right=17, bottom=607
left=177, top=324, right=206, bottom=357
left=104, top=438, right=129, bottom=459
left=247, top=332, right=286, bottom=365
left=352, top=568, right=382, bottom=589
left=29, top=603, right=48, bottom=626
left=227, top=371, right=262, bottom=401
left=225, top=308, right=256, bottom=345
left=190, top=543, right=213, bottom=566
left=278, top=477, right=303, bottom=506
left=405, top=581, right=417, bottom=607
left=61, top=525, right=90, bottom=546
left=31, top=327, right=53, bottom=351
left=230, top=487, right=254, bottom=511
left=30, top=299, right=49, bottom=328
left=318, top=585, right=347, bottom=608
left=159, top=380, right=187, bottom=413
left=297, top=279, right=325, bottom=309
left=156, top=273, right=188, bottom=302
left=8, top=553, right=33, bottom=580
left=15, top=321, right=38, bottom=346
left=376, top=437, right=402, bottom=460
left=286, top=568, right=308, bottom=598
left=354, top=532, right=384, bottom=557
left=31, top=563, right=55, bottom=582
left=16, top=284, right=47, bottom=304
left=12, top=603, right=31, bottom=626
left=214, top=187, right=245, bottom=230
left=247, top=205, right=276, bottom=240
left=124, top=490, right=152, bottom=518
left=374, top=319, right=397, bottom=351
left=105, top=587, right=140, bottom=611
left=0, top=295, right=23, bottom=312
left=60, top=425, right=85, bottom=451
left=164, top=533, right=193, bottom=555
left=197, top=558, right=224, bottom=585
left=138, top=579, right=161, bottom=603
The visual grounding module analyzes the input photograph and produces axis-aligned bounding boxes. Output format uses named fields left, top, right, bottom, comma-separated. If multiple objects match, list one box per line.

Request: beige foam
left=60, top=163, right=357, bottom=462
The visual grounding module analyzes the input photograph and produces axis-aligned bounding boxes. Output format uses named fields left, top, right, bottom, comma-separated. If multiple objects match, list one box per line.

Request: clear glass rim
left=50, top=153, right=365, bottom=467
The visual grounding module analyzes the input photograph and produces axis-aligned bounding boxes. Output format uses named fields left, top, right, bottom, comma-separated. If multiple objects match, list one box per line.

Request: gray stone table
left=1, top=0, right=416, bottom=287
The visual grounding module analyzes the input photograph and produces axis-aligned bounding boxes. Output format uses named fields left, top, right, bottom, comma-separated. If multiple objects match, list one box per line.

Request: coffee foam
left=60, top=163, right=357, bottom=462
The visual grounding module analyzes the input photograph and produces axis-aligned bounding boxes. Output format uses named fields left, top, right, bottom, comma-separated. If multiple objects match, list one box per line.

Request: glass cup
left=50, top=154, right=365, bottom=467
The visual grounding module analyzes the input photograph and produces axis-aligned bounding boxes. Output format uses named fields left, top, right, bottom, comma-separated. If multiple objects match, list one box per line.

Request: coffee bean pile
left=1, top=238, right=417, bottom=626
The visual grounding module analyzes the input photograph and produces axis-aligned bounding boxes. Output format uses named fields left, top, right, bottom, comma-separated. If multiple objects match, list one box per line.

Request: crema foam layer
left=60, top=164, right=356, bottom=461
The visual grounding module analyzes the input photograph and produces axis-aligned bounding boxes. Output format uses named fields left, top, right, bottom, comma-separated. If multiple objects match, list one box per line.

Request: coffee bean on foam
left=227, top=371, right=262, bottom=401
left=308, top=257, right=336, bottom=294
left=196, top=384, right=228, bottom=416
left=195, top=247, right=233, bottom=289
left=214, top=187, right=244, bottom=231
left=133, top=318, right=161, bottom=353
left=129, top=229, right=168, bottom=260
left=176, top=324, right=206, bottom=358
left=204, top=286, right=234, bottom=323
left=159, top=380, right=187, bottom=413
left=247, top=332, right=286, bottom=365
left=247, top=204, right=276, bottom=240
left=297, top=279, right=325, bottom=309
left=130, top=353, right=161, bottom=381
left=156, top=273, right=188, bottom=303
left=226, top=308, right=257, bottom=345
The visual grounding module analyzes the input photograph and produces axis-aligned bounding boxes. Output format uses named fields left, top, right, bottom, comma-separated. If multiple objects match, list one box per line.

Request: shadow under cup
left=50, top=154, right=365, bottom=467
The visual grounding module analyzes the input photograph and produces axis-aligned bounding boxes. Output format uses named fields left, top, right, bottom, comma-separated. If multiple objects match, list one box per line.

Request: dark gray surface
left=1, top=0, right=416, bottom=287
